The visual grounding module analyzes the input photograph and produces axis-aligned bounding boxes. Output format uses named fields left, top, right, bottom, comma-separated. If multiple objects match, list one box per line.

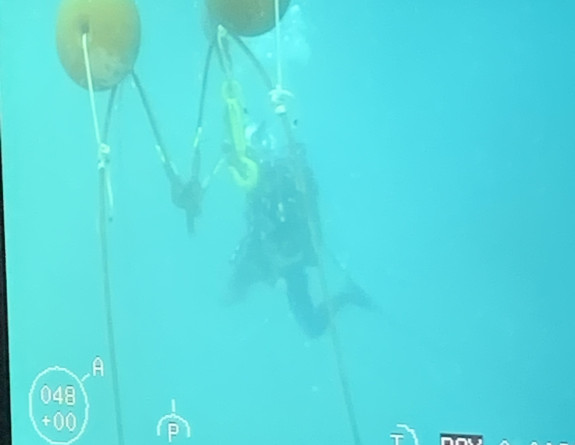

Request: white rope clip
left=269, top=86, right=293, bottom=115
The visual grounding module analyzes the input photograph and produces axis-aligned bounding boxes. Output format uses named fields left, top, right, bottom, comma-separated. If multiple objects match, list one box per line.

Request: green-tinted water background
left=1, top=1, right=574, bottom=444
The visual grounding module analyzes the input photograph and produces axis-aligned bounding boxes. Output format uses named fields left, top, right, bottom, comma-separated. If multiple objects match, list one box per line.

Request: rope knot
left=97, top=143, right=111, bottom=169
left=269, top=86, right=293, bottom=115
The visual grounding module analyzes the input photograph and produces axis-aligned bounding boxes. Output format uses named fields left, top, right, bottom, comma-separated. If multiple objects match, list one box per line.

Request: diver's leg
left=226, top=238, right=266, bottom=303
left=284, top=266, right=329, bottom=337
left=285, top=266, right=376, bottom=337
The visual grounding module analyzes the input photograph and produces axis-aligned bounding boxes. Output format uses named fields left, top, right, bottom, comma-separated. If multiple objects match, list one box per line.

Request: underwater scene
left=0, top=0, right=574, bottom=444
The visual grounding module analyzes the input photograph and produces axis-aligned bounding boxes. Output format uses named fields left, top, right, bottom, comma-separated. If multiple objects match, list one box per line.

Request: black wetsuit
left=230, top=156, right=316, bottom=291
left=230, top=156, right=366, bottom=337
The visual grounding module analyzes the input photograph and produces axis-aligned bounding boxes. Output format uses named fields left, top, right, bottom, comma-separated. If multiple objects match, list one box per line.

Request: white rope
left=82, top=33, right=102, bottom=146
left=274, top=0, right=282, bottom=88
left=269, top=0, right=293, bottom=115
left=82, top=33, right=114, bottom=219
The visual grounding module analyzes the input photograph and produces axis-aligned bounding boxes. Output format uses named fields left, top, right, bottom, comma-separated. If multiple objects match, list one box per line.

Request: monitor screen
left=1, top=1, right=574, bottom=445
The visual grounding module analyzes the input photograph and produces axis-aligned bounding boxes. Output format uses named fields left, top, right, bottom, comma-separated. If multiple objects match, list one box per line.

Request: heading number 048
left=40, top=385, right=76, bottom=406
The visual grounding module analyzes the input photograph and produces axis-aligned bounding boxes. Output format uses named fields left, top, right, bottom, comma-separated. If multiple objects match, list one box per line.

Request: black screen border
left=0, top=123, right=12, bottom=444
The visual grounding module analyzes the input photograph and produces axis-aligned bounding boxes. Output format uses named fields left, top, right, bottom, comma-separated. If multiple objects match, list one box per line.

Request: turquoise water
left=1, top=1, right=574, bottom=444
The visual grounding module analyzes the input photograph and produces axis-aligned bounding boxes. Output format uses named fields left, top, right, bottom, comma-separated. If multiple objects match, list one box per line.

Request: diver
left=227, top=126, right=374, bottom=338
